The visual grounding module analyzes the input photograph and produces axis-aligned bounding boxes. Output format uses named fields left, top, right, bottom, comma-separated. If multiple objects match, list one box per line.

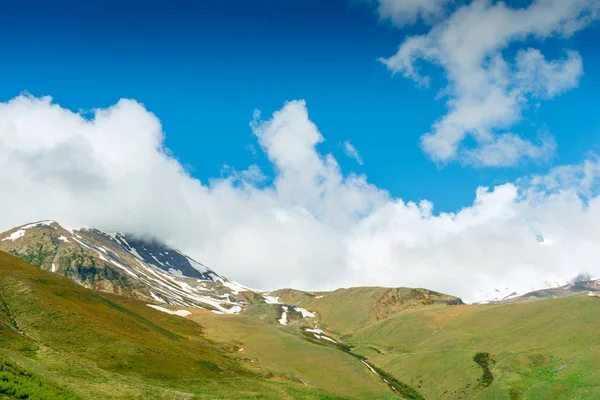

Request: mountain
left=496, top=278, right=600, bottom=304
left=0, top=250, right=381, bottom=399
left=344, top=294, right=600, bottom=400
left=0, top=219, right=461, bottom=400
left=0, top=220, right=263, bottom=314
left=3, top=220, right=600, bottom=399
left=473, top=279, right=572, bottom=304
left=274, top=287, right=463, bottom=336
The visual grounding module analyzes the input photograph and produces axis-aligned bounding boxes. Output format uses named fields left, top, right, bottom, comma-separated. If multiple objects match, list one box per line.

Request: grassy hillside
left=274, top=286, right=462, bottom=336
left=346, top=296, right=600, bottom=399
left=4, top=246, right=598, bottom=399
left=0, top=250, right=376, bottom=399
left=0, top=353, right=80, bottom=399
left=186, top=309, right=396, bottom=400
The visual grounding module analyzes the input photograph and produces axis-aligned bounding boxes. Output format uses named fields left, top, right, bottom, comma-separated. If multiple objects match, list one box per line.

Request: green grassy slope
left=0, top=353, right=80, bottom=399
left=274, top=287, right=462, bottom=336
left=7, top=244, right=597, bottom=400
left=346, top=297, right=600, bottom=399
left=0, top=250, right=364, bottom=399
left=186, top=310, right=396, bottom=400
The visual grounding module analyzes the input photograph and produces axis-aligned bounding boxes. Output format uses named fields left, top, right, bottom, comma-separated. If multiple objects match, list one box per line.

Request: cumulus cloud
left=1, top=94, right=600, bottom=302
left=379, top=0, right=598, bottom=167
left=343, top=141, right=364, bottom=165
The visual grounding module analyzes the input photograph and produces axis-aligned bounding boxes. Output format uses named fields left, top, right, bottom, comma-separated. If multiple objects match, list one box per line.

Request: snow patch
left=223, top=280, right=253, bottom=294
left=58, top=235, right=70, bottom=243
left=133, top=259, right=243, bottom=314
left=304, top=328, right=336, bottom=342
left=278, top=306, right=288, bottom=325
left=109, top=260, right=139, bottom=279
left=314, top=334, right=337, bottom=343
left=305, top=328, right=324, bottom=334
left=128, top=246, right=143, bottom=259
left=361, top=360, right=381, bottom=377
left=21, top=220, right=55, bottom=229
left=51, top=263, right=57, bottom=273
left=294, top=307, right=315, bottom=318
left=228, top=305, right=242, bottom=313
left=147, top=304, right=191, bottom=317
left=1, top=230, right=25, bottom=241
left=150, top=254, right=164, bottom=266
left=264, top=295, right=280, bottom=304
left=70, top=237, right=93, bottom=251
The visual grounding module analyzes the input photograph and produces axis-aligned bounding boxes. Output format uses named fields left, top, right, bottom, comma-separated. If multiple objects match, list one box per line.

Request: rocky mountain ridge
left=0, top=220, right=263, bottom=314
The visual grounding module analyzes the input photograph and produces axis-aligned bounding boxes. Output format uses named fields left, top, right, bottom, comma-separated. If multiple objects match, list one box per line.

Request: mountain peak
left=104, top=231, right=221, bottom=281
left=0, top=220, right=255, bottom=314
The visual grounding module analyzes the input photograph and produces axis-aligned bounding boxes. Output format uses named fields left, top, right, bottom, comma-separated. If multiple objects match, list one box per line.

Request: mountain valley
left=1, top=221, right=599, bottom=399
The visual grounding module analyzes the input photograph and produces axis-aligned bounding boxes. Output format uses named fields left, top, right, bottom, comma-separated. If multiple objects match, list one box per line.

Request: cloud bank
left=378, top=0, right=598, bottom=166
left=1, top=94, right=600, bottom=302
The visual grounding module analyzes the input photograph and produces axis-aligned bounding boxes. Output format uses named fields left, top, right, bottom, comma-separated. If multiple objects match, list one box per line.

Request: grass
left=0, top=251, right=366, bottom=399
left=342, top=296, right=600, bottom=399
left=0, top=353, right=80, bottom=399
left=186, top=309, right=396, bottom=400
left=274, top=286, right=461, bottom=337
left=5, top=243, right=600, bottom=399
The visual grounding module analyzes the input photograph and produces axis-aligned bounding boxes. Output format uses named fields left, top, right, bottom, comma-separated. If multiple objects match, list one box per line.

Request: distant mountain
left=0, top=220, right=263, bottom=314
left=495, top=279, right=600, bottom=304
left=274, top=286, right=464, bottom=336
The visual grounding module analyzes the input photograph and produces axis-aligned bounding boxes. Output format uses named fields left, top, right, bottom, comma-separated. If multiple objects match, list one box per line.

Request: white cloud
left=515, top=49, right=584, bottom=98
left=464, top=132, right=556, bottom=167
left=343, top=141, right=364, bottom=165
left=379, top=0, right=598, bottom=167
left=2, top=94, right=600, bottom=303
left=377, top=0, right=452, bottom=27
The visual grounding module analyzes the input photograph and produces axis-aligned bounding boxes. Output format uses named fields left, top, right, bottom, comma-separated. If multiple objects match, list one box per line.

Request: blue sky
left=3, top=0, right=600, bottom=299
left=2, top=0, right=598, bottom=213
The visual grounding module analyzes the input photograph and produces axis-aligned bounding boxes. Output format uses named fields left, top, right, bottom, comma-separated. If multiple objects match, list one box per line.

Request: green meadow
left=0, top=251, right=383, bottom=399
left=2, top=249, right=599, bottom=399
